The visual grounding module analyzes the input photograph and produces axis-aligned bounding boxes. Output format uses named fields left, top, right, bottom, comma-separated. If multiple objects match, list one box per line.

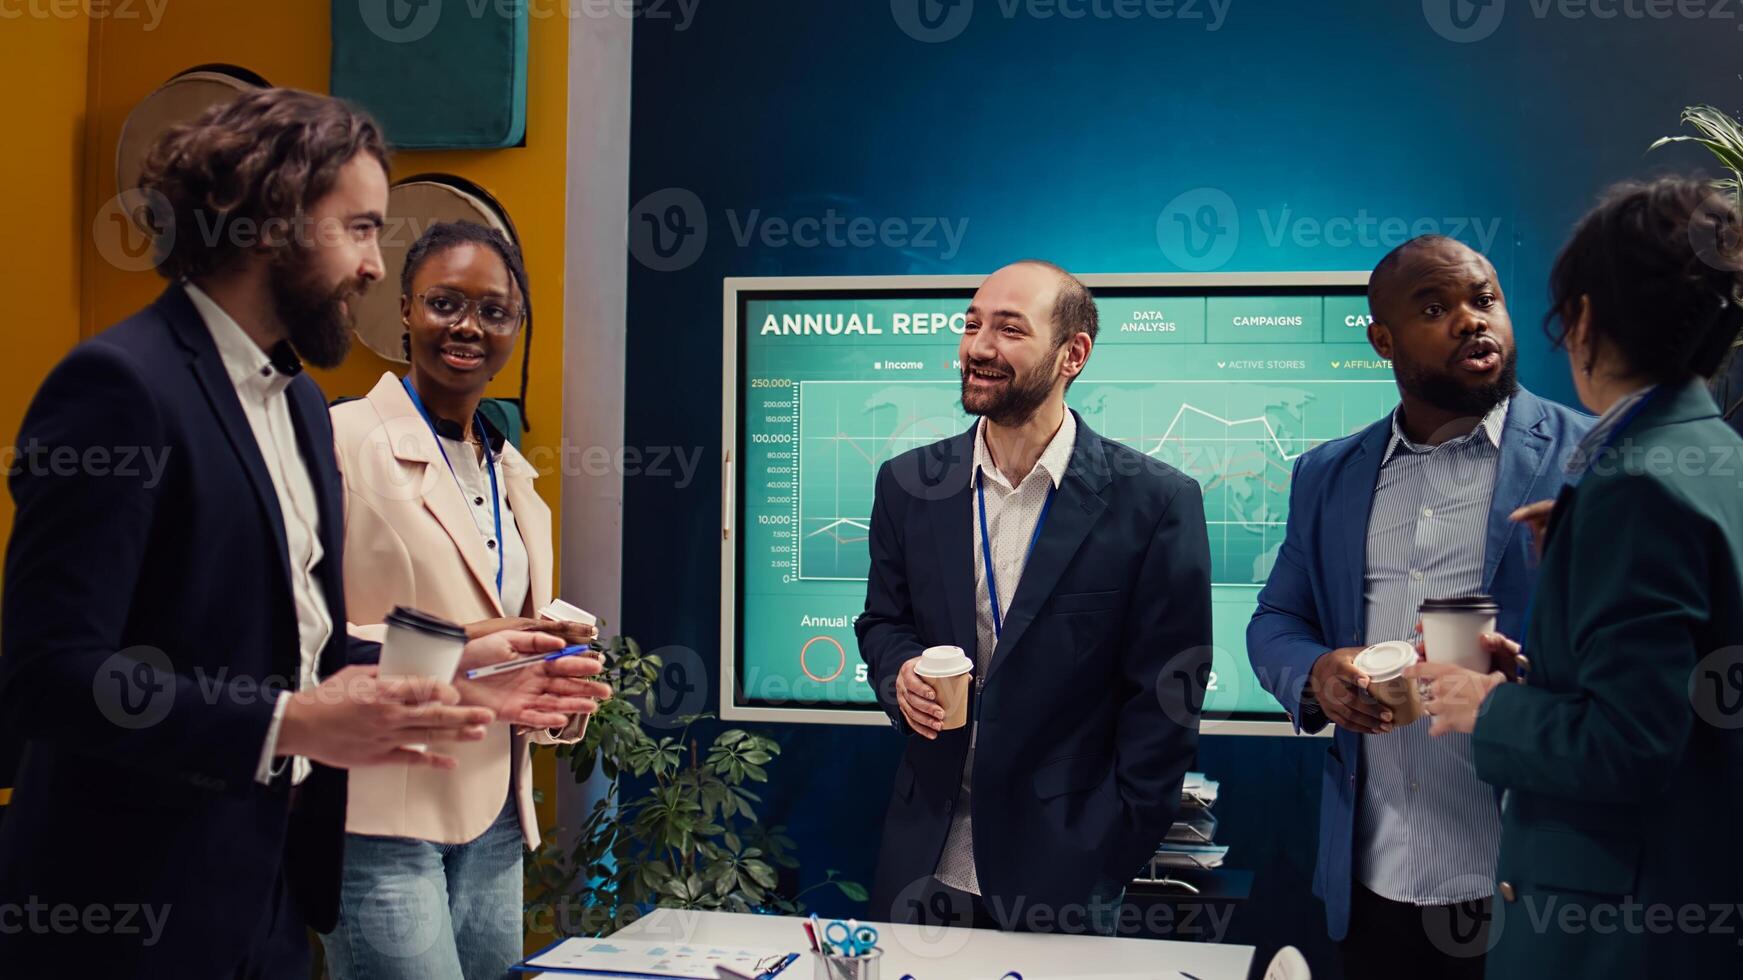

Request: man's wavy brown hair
left=137, top=87, right=390, bottom=281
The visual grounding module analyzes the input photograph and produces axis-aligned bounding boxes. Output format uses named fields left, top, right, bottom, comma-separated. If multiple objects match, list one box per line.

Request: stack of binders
left=1148, top=772, right=1230, bottom=874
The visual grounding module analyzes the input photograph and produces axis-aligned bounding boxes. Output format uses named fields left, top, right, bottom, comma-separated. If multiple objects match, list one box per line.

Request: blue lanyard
left=402, top=377, right=504, bottom=602
left=1514, top=386, right=1659, bottom=676
left=976, top=472, right=1057, bottom=639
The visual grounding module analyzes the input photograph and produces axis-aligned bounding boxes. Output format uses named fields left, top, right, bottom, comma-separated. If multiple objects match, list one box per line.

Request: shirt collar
left=972, top=407, right=1077, bottom=491
left=1382, top=395, right=1510, bottom=465
left=1568, top=384, right=1656, bottom=473
left=430, top=408, right=509, bottom=455
left=183, top=281, right=304, bottom=395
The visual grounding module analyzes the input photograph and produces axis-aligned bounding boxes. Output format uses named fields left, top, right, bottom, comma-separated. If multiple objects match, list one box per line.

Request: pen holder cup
left=815, top=948, right=882, bottom=980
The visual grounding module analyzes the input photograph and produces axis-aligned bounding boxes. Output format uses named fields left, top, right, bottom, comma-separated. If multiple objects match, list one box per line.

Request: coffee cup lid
left=914, top=645, right=972, bottom=677
left=1419, top=595, right=1499, bottom=614
left=1354, top=641, right=1418, bottom=682
left=385, top=606, right=468, bottom=641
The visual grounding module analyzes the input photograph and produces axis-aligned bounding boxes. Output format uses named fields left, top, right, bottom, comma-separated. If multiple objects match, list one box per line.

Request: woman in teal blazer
left=1413, top=177, right=1743, bottom=979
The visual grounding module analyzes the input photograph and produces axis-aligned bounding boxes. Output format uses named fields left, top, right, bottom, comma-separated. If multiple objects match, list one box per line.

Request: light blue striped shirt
left=1354, top=398, right=1509, bottom=906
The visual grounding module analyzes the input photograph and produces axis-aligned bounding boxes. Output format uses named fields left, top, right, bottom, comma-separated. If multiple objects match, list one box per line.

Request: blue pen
left=463, top=644, right=594, bottom=680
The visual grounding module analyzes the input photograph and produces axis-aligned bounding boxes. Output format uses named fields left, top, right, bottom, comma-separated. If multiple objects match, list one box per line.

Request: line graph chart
left=794, top=379, right=1398, bottom=584
left=1074, top=381, right=1398, bottom=584
left=797, top=382, right=969, bottom=580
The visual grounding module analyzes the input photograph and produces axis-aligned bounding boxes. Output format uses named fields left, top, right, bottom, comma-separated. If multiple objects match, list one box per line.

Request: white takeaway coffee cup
left=536, top=599, right=599, bottom=739
left=914, top=645, right=973, bottom=731
left=377, top=606, right=470, bottom=752
left=1418, top=595, right=1500, bottom=673
left=1354, top=640, right=1424, bottom=727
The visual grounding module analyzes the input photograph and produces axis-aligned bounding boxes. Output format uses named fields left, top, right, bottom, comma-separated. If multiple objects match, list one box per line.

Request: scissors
left=823, top=918, right=878, bottom=957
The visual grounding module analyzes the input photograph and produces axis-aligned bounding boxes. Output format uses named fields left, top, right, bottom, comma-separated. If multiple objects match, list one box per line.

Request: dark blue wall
left=622, top=3, right=1737, bottom=975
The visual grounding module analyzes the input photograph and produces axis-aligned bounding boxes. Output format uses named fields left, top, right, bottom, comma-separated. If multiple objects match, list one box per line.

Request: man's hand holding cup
left=896, top=646, right=973, bottom=740
left=1309, top=646, right=1394, bottom=734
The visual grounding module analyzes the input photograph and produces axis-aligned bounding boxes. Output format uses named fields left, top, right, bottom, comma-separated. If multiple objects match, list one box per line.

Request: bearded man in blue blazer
left=1247, top=237, right=1593, bottom=980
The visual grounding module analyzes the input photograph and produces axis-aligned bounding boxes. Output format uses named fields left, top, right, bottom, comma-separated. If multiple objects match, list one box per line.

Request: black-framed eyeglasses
left=415, top=287, right=524, bottom=336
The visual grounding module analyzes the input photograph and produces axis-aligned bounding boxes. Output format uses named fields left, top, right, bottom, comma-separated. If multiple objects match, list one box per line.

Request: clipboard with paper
left=513, top=936, right=798, bottom=980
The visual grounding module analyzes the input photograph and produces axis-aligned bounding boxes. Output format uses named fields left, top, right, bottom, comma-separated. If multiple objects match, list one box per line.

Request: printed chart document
left=518, top=937, right=797, bottom=979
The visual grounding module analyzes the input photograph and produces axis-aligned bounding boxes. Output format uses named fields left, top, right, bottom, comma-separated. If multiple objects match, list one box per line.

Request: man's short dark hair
left=137, top=87, right=389, bottom=281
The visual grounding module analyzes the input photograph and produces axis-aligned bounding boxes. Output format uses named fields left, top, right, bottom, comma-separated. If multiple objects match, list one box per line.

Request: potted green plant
left=1652, top=105, right=1743, bottom=199
left=524, top=635, right=865, bottom=938
left=1652, top=105, right=1743, bottom=423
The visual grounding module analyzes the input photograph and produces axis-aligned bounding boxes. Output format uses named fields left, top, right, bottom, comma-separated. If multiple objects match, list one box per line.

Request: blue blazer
left=1245, top=388, right=1592, bottom=940
left=856, top=412, right=1212, bottom=924
left=0, top=285, right=377, bottom=975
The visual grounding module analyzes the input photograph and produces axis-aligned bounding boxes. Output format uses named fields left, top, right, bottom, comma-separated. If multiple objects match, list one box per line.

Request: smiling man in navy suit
left=856, top=260, right=1213, bottom=935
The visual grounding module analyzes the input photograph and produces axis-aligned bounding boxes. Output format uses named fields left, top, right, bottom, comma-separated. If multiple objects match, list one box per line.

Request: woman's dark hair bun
left=1544, top=176, right=1743, bottom=383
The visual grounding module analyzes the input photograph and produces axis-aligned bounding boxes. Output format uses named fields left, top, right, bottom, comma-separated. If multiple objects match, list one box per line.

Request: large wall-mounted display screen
left=722, top=273, right=1379, bottom=734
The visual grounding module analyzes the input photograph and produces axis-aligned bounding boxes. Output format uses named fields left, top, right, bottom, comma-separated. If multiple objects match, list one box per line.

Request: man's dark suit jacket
left=0, top=284, right=376, bottom=976
left=856, top=410, right=1212, bottom=927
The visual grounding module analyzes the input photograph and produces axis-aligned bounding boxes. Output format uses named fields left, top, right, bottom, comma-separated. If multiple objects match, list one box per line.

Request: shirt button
left=1410, top=569, right=1424, bottom=581
left=487, top=540, right=497, bottom=550
left=260, top=367, right=271, bottom=378
left=475, top=496, right=485, bottom=505
left=1409, top=780, right=1420, bottom=792
left=1422, top=507, right=1434, bottom=518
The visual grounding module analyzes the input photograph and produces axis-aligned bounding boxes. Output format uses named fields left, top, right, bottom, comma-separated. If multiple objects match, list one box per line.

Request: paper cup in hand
left=1418, top=596, right=1499, bottom=673
left=378, top=606, right=469, bottom=752
left=914, top=646, right=972, bottom=730
left=538, top=598, right=597, bottom=629
left=1355, top=641, right=1423, bottom=727
left=535, top=599, right=598, bottom=739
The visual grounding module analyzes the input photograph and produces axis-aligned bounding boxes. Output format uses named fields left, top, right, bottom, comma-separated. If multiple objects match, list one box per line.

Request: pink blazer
left=331, top=372, right=578, bottom=847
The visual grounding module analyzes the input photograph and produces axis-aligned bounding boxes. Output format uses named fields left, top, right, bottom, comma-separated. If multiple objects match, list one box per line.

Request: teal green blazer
left=1473, top=380, right=1743, bottom=978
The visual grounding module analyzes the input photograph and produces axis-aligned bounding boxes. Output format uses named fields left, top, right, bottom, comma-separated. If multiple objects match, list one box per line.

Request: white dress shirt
left=435, top=429, right=531, bottom=618
left=935, top=409, right=1078, bottom=895
left=183, top=284, right=332, bottom=786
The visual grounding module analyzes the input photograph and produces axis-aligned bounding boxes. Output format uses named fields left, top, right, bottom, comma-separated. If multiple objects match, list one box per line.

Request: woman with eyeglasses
left=320, top=221, right=610, bottom=980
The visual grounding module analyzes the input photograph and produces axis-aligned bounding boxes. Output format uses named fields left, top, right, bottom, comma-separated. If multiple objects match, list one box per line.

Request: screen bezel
left=721, top=272, right=1370, bottom=735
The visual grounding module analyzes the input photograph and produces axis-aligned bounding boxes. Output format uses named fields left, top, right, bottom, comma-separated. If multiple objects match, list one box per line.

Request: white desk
left=534, top=908, right=1254, bottom=980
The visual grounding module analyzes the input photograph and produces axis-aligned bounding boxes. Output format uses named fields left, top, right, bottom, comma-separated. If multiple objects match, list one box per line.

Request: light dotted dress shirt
left=434, top=428, right=530, bottom=618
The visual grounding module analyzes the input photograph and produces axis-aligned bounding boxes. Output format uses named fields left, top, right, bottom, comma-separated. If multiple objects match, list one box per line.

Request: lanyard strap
left=976, top=472, right=1057, bottom=639
left=402, top=377, right=504, bottom=602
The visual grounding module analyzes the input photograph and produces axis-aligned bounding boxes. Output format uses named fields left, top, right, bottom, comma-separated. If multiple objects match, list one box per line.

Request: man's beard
left=960, top=351, right=1059, bottom=428
left=1397, top=345, right=1520, bottom=420
left=269, top=245, right=363, bottom=370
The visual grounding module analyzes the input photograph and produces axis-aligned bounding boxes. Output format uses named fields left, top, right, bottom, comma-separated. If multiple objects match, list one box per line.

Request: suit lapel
left=1483, top=392, right=1550, bottom=592
left=1335, top=420, right=1390, bottom=644
left=984, top=414, right=1111, bottom=683
left=165, top=287, right=294, bottom=592
left=502, top=451, right=549, bottom=616
left=925, top=430, right=978, bottom=657
left=286, top=377, right=351, bottom=673
left=369, top=376, right=507, bottom=616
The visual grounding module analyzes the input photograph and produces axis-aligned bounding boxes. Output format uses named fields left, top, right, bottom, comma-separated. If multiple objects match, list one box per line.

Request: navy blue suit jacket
left=0, top=285, right=377, bottom=975
left=1245, top=387, right=1592, bottom=940
left=856, top=412, right=1212, bottom=924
